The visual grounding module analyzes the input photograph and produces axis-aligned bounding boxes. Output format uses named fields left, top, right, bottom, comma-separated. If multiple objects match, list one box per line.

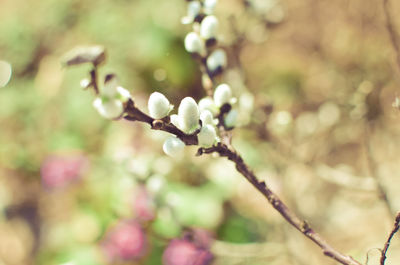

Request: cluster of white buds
left=182, top=0, right=227, bottom=76
left=198, top=83, right=238, bottom=129
left=181, top=0, right=218, bottom=24
left=147, top=0, right=239, bottom=157
left=146, top=92, right=220, bottom=156
left=93, top=75, right=131, bottom=119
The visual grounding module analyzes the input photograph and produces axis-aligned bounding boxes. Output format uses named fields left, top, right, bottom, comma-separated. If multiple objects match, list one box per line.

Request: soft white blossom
left=148, top=92, right=173, bottom=119
left=163, top=137, right=185, bottom=157
left=200, top=15, right=219, bottom=40
left=206, top=49, right=227, bottom=72
left=214, top=83, right=232, bottom=107
left=224, top=109, right=238, bottom=128
left=198, top=97, right=218, bottom=115
left=182, top=1, right=202, bottom=24
left=184, top=32, right=206, bottom=56
left=198, top=124, right=217, bottom=147
left=204, top=0, right=218, bottom=14
left=170, top=114, right=180, bottom=128
left=93, top=97, right=124, bottom=119
left=116, top=86, right=131, bottom=103
left=200, top=110, right=215, bottom=126
left=178, top=97, right=200, bottom=133
left=102, top=76, right=120, bottom=97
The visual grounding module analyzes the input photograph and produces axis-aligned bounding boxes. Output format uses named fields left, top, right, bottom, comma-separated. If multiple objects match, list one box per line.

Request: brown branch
left=382, top=0, right=400, bottom=74
left=89, top=67, right=99, bottom=94
left=123, top=99, right=199, bottom=146
left=196, top=144, right=362, bottom=265
left=380, top=212, right=400, bottom=265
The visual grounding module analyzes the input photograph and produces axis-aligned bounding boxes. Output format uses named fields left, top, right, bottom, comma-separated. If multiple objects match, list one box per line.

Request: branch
left=382, top=0, right=400, bottom=74
left=196, top=144, right=362, bottom=265
left=380, top=212, right=400, bottom=265
left=123, top=99, right=199, bottom=146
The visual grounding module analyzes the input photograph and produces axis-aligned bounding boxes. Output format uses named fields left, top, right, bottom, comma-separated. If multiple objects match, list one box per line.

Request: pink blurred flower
left=102, top=220, right=147, bottom=261
left=162, top=239, right=213, bottom=265
left=184, top=228, right=213, bottom=249
left=133, top=186, right=156, bottom=221
left=41, top=153, right=88, bottom=189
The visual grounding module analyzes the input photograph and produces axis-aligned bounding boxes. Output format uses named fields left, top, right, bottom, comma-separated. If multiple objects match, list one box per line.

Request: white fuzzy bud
left=187, top=1, right=201, bottom=23
left=184, top=32, right=206, bottom=56
left=214, top=83, right=232, bottom=107
left=198, top=124, right=217, bottom=147
left=200, top=16, right=219, bottom=40
left=204, top=0, right=218, bottom=14
left=178, top=97, right=200, bottom=133
left=170, top=114, right=180, bottom=128
left=224, top=109, right=238, bottom=128
left=0, top=60, right=12, bottom=88
left=116, top=86, right=131, bottom=102
left=163, top=136, right=185, bottom=157
left=200, top=110, right=214, bottom=126
left=102, top=77, right=119, bottom=97
left=148, top=92, right=173, bottom=119
left=206, top=49, right=227, bottom=72
left=198, top=97, right=218, bottom=115
left=93, top=97, right=124, bottom=119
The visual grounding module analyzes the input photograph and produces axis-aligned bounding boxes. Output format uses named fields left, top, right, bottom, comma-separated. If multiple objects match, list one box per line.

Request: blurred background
left=1, top=0, right=400, bottom=264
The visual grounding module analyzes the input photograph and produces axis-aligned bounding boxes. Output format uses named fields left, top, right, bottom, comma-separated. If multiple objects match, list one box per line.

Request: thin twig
left=382, top=0, right=400, bottom=74
left=90, top=66, right=99, bottom=94
left=380, top=212, right=400, bottom=265
left=196, top=144, right=362, bottom=265
left=123, top=99, right=199, bottom=146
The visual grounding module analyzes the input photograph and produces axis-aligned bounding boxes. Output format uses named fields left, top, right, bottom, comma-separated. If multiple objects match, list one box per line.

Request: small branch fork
left=380, top=212, right=400, bottom=265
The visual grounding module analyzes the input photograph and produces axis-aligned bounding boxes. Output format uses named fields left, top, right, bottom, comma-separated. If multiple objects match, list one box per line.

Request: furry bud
left=198, top=97, right=218, bottom=115
left=224, top=109, right=238, bottom=128
left=182, top=1, right=202, bottom=24
left=116, top=86, right=131, bottom=103
left=198, top=124, right=217, bottom=147
left=178, top=97, right=200, bottom=133
left=103, top=75, right=120, bottom=97
left=213, top=83, right=232, bottom=107
left=204, top=0, right=218, bottom=15
left=200, top=110, right=215, bottom=126
left=163, top=137, right=185, bottom=157
left=200, top=16, right=219, bottom=40
left=184, top=32, right=206, bottom=56
left=170, top=114, right=180, bottom=128
left=148, top=92, right=173, bottom=119
left=93, top=97, right=124, bottom=119
left=206, top=49, right=227, bottom=72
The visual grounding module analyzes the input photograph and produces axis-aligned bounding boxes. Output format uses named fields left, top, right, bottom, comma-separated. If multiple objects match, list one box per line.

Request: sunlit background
left=1, top=0, right=400, bottom=264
